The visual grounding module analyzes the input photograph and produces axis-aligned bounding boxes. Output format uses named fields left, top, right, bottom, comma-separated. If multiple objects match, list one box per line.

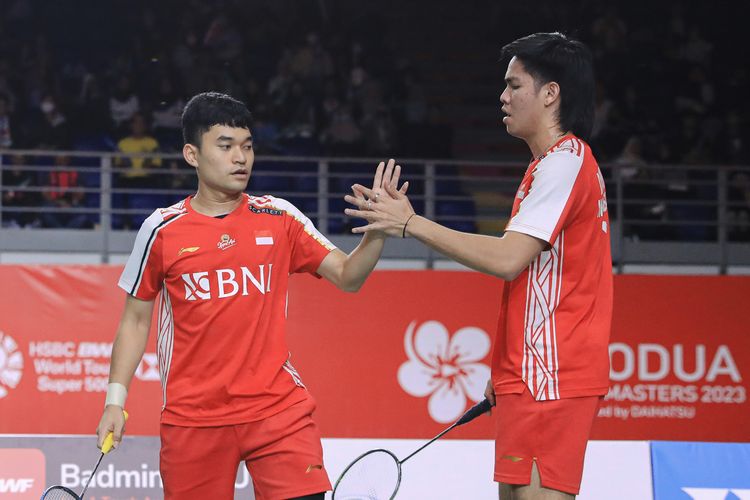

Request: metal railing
left=1, top=150, right=749, bottom=271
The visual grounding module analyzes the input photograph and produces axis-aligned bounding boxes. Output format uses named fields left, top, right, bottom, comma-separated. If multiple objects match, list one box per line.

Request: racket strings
left=333, top=449, right=401, bottom=500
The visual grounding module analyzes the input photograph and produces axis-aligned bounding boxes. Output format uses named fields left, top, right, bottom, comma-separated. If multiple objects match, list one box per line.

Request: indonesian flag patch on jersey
left=254, top=230, right=274, bottom=246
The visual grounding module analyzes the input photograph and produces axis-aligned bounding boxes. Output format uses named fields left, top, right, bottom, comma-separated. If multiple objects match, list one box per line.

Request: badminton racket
left=40, top=410, right=129, bottom=500
left=332, top=399, right=491, bottom=500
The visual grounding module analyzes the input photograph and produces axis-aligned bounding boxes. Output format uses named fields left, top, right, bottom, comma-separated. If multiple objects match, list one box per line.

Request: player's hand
left=345, top=159, right=413, bottom=238
left=96, top=405, right=127, bottom=450
left=346, top=158, right=409, bottom=238
left=484, top=379, right=496, bottom=407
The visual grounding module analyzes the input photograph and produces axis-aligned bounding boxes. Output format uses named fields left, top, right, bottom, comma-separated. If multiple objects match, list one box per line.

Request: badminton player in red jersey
left=95, top=92, right=406, bottom=500
left=345, top=33, right=613, bottom=499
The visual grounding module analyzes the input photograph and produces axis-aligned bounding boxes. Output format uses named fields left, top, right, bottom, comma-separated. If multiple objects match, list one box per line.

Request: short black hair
left=501, top=32, right=595, bottom=141
left=181, top=92, right=253, bottom=147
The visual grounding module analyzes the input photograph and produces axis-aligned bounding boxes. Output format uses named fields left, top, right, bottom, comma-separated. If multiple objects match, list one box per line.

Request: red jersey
left=492, top=135, right=613, bottom=401
left=119, top=194, right=336, bottom=426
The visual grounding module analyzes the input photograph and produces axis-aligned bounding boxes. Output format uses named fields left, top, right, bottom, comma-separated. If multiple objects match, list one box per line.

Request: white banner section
left=323, top=439, right=653, bottom=500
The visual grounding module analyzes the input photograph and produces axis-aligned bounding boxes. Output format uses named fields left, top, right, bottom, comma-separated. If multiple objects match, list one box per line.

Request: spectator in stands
left=116, top=113, right=161, bottom=181
left=590, top=83, right=615, bottom=144
left=280, top=80, right=316, bottom=143
left=346, top=66, right=370, bottom=118
left=109, top=76, right=140, bottom=134
left=73, top=73, right=115, bottom=150
left=41, top=154, right=90, bottom=228
left=363, top=107, right=396, bottom=156
left=675, top=66, right=714, bottom=117
left=116, top=113, right=161, bottom=228
left=678, top=27, right=713, bottom=66
left=0, top=59, right=18, bottom=106
left=268, top=55, right=294, bottom=116
left=613, top=136, right=666, bottom=240
left=728, top=172, right=750, bottom=241
left=320, top=105, right=362, bottom=155
left=1, top=154, right=40, bottom=228
left=724, top=112, right=747, bottom=165
left=290, top=32, right=333, bottom=86
left=203, top=13, right=243, bottom=62
left=33, top=94, right=69, bottom=149
left=151, top=76, right=185, bottom=151
left=613, top=136, right=647, bottom=181
left=319, top=79, right=342, bottom=129
left=0, top=93, right=13, bottom=148
left=250, top=105, right=282, bottom=154
left=591, top=6, right=627, bottom=54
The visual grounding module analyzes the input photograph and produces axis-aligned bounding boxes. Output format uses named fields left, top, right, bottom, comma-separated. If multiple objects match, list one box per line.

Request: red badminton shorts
left=160, top=397, right=331, bottom=499
left=494, top=388, right=601, bottom=495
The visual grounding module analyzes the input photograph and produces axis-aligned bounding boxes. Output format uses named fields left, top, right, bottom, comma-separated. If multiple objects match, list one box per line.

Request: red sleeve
left=274, top=198, right=336, bottom=275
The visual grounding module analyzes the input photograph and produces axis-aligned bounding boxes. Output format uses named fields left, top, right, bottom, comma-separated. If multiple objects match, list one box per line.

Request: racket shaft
left=80, top=453, right=104, bottom=498
left=400, top=399, right=491, bottom=464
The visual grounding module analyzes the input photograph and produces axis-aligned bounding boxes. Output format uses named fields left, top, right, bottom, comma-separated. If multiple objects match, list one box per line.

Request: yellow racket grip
left=101, top=410, right=129, bottom=454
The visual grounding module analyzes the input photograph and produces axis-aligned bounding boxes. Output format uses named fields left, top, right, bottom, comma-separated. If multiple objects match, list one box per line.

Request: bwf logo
left=182, top=266, right=273, bottom=301
left=0, top=449, right=45, bottom=498
left=0, top=330, right=23, bottom=399
left=397, top=321, right=491, bottom=423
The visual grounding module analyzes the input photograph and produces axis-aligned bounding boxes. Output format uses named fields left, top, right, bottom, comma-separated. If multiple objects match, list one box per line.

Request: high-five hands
left=345, top=158, right=415, bottom=238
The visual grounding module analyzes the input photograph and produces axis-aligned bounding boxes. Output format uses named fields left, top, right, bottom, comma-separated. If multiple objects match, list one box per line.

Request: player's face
left=190, top=125, right=254, bottom=195
left=499, top=57, right=546, bottom=139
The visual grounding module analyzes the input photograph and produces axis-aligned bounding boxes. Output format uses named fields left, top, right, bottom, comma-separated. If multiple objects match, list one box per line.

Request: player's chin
left=503, top=121, right=522, bottom=138
left=229, top=176, right=250, bottom=190
left=501, top=116, right=514, bottom=133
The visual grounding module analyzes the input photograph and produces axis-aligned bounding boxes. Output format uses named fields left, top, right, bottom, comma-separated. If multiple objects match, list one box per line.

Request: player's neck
left=191, top=189, right=244, bottom=217
left=527, top=127, right=568, bottom=161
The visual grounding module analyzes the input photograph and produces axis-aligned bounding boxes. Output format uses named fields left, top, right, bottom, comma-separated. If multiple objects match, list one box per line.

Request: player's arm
left=316, top=232, right=387, bottom=292
left=405, top=220, right=545, bottom=281
left=96, top=293, right=154, bottom=449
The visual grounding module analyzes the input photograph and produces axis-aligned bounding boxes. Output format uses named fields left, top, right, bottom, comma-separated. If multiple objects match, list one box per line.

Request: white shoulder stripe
left=506, top=145, right=585, bottom=243
left=255, top=195, right=336, bottom=251
left=119, top=210, right=187, bottom=295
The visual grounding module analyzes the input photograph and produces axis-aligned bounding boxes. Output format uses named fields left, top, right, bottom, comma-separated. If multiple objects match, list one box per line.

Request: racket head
left=332, top=448, right=402, bottom=500
left=40, top=485, right=81, bottom=500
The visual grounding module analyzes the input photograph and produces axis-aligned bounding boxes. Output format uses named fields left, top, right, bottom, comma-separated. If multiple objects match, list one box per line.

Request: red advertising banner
left=0, top=266, right=747, bottom=441
left=591, top=275, right=750, bottom=441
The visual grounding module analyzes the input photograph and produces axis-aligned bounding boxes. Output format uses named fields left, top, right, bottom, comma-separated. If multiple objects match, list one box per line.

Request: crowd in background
left=0, top=0, right=422, bottom=157
left=0, top=0, right=747, bottom=239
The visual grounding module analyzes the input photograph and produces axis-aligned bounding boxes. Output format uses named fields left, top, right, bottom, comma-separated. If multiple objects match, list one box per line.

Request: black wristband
left=402, top=213, right=417, bottom=238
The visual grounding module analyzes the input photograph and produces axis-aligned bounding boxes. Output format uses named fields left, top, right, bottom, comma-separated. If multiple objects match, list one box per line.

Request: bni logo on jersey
left=181, top=266, right=273, bottom=301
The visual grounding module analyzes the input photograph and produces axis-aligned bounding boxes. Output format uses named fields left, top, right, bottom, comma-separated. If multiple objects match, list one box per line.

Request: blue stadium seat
left=436, top=199, right=476, bottom=233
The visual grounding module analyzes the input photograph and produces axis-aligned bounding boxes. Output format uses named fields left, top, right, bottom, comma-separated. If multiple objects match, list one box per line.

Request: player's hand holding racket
left=96, top=404, right=128, bottom=450
left=332, top=399, right=492, bottom=500
left=41, top=409, right=129, bottom=500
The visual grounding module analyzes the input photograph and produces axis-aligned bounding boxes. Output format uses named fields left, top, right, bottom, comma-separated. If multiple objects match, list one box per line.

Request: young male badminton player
left=345, top=33, right=612, bottom=499
left=96, top=92, right=405, bottom=499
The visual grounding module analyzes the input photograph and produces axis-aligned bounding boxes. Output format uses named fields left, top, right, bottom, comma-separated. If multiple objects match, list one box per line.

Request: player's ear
left=544, top=81, right=561, bottom=107
left=183, top=143, right=199, bottom=169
